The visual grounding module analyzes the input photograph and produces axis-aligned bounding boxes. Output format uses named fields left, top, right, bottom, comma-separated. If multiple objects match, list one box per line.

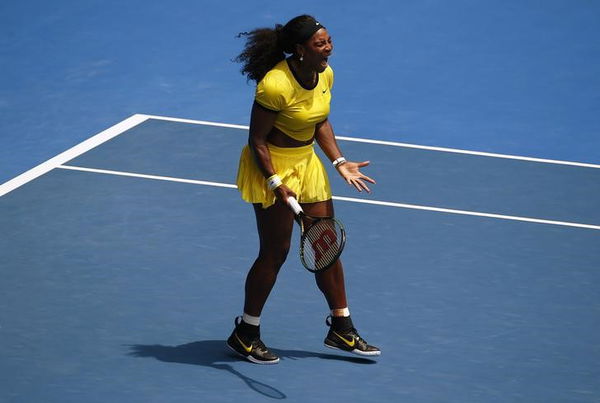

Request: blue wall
left=2, top=0, right=599, bottom=184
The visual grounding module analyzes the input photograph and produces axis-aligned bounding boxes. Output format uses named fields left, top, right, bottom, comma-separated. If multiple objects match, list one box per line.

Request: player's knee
left=259, top=243, right=290, bottom=268
left=271, top=246, right=290, bottom=268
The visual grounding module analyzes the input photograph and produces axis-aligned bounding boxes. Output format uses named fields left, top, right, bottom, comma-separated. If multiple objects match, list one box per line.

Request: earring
left=299, top=55, right=303, bottom=62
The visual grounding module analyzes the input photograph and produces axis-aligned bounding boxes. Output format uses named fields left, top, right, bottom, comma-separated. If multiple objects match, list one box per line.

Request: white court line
left=331, top=196, right=600, bottom=231
left=334, top=137, right=600, bottom=169
left=57, top=165, right=237, bottom=189
left=57, top=164, right=600, bottom=231
left=139, top=114, right=249, bottom=130
left=3, top=112, right=599, bottom=202
left=141, top=114, right=600, bottom=169
left=0, top=114, right=151, bottom=197
left=3, top=113, right=598, bottom=199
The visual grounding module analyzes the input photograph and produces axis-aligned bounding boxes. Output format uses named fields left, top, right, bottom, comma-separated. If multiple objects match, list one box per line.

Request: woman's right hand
left=273, top=184, right=296, bottom=205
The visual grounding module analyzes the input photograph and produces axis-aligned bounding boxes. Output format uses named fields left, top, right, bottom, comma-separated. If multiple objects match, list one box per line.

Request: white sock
left=331, top=307, right=350, bottom=317
left=242, top=312, right=260, bottom=326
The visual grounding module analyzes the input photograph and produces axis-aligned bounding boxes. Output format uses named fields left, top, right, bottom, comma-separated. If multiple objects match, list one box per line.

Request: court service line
left=0, top=114, right=151, bottom=197
left=57, top=165, right=237, bottom=189
left=331, top=196, right=600, bottom=230
left=140, top=114, right=600, bottom=169
left=57, top=164, right=600, bottom=231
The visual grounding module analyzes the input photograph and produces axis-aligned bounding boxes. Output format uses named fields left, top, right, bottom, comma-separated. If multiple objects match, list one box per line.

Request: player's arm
left=314, top=119, right=375, bottom=193
left=248, top=102, right=296, bottom=202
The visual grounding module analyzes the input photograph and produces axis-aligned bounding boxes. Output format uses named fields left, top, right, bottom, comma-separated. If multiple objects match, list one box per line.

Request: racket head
left=299, top=216, right=346, bottom=273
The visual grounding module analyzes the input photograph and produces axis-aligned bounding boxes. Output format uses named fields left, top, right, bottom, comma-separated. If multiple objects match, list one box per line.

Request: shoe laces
left=326, top=315, right=363, bottom=340
left=253, top=338, right=268, bottom=352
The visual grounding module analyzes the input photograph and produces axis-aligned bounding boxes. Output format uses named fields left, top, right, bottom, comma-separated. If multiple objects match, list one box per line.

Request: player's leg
left=301, top=199, right=347, bottom=307
left=227, top=200, right=295, bottom=364
left=302, top=199, right=381, bottom=356
left=244, top=201, right=295, bottom=315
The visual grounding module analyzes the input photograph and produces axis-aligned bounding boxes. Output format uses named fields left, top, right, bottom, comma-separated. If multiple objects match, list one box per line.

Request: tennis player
left=227, top=15, right=381, bottom=364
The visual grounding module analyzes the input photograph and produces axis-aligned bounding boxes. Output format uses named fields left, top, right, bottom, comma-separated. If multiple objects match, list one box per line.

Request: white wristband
left=332, top=157, right=347, bottom=168
left=266, top=174, right=282, bottom=191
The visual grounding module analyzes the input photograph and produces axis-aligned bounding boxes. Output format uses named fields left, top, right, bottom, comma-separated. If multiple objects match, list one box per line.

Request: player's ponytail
left=234, top=25, right=286, bottom=83
left=235, top=15, right=324, bottom=83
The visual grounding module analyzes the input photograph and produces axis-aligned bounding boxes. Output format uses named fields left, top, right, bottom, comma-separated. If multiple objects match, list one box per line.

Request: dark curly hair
left=234, top=15, right=323, bottom=82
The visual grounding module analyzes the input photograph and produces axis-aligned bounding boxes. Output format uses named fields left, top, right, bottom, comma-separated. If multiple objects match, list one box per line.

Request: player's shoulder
left=261, top=60, right=294, bottom=88
left=255, top=60, right=294, bottom=110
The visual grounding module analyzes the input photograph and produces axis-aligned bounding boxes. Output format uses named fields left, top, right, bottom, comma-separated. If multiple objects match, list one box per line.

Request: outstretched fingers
left=338, top=160, right=376, bottom=193
left=346, top=176, right=372, bottom=193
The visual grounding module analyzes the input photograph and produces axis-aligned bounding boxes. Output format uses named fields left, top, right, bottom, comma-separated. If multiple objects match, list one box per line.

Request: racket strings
left=301, top=219, right=345, bottom=271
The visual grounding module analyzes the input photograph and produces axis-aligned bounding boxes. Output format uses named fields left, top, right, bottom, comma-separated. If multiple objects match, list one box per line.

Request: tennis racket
left=287, top=197, right=346, bottom=273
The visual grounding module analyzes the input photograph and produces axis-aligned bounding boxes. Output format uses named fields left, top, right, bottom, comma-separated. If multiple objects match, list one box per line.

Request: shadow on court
left=128, top=340, right=376, bottom=399
left=128, top=340, right=286, bottom=399
left=271, top=348, right=377, bottom=365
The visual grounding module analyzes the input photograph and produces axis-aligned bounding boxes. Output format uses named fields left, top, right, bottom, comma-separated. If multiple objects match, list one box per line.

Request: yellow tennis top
left=255, top=59, right=334, bottom=142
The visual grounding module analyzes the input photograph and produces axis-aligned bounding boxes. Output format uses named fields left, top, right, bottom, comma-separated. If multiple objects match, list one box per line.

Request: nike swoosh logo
left=234, top=333, right=253, bottom=353
left=322, top=89, right=327, bottom=93
left=333, top=331, right=356, bottom=347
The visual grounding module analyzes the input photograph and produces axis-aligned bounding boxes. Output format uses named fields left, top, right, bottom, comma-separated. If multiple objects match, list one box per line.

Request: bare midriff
left=267, top=126, right=314, bottom=147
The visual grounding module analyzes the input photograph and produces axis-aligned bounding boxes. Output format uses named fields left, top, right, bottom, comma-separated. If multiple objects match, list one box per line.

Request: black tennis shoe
left=324, top=315, right=381, bottom=356
left=226, top=317, right=280, bottom=365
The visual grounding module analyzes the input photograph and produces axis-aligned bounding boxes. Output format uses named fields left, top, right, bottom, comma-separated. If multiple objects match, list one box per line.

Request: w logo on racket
left=288, top=197, right=346, bottom=273
left=312, top=228, right=337, bottom=262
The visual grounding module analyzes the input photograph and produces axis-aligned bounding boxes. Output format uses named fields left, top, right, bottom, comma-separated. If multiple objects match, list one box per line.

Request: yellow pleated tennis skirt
left=236, top=143, right=332, bottom=208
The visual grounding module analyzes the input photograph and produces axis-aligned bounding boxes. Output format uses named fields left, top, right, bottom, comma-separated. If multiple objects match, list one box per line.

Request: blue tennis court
left=2, top=1, right=600, bottom=402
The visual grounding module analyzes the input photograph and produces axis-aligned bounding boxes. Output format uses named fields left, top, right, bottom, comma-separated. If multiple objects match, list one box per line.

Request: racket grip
left=287, top=196, right=303, bottom=215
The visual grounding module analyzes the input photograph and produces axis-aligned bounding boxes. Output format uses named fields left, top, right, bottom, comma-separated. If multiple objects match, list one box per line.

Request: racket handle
left=287, top=196, right=303, bottom=215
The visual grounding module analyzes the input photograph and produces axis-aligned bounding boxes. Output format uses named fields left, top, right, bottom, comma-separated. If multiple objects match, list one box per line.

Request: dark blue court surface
left=2, top=1, right=600, bottom=401
left=1, top=116, right=599, bottom=402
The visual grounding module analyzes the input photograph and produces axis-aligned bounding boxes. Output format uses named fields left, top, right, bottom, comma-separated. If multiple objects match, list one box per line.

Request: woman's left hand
left=336, top=161, right=376, bottom=193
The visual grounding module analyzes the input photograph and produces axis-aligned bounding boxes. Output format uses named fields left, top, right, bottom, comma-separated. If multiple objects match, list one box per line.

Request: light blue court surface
left=1, top=115, right=599, bottom=402
left=2, top=0, right=600, bottom=185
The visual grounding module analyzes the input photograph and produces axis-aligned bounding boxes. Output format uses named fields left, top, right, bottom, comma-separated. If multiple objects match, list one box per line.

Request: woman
left=227, top=15, right=380, bottom=364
